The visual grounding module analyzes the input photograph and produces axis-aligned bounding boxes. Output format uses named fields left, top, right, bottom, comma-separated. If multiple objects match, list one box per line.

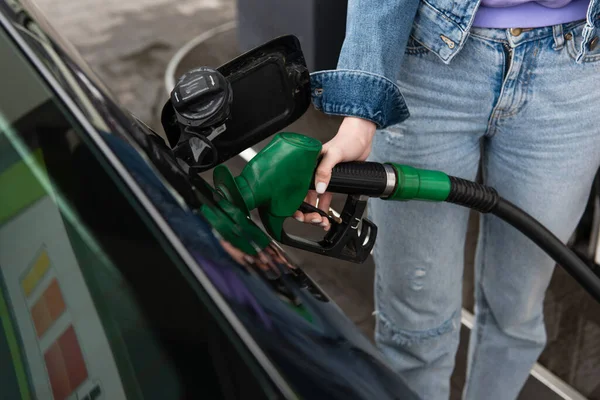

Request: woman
left=295, top=1, right=600, bottom=399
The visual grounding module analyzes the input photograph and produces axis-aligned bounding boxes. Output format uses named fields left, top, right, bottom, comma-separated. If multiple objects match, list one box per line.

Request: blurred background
left=32, top=0, right=600, bottom=398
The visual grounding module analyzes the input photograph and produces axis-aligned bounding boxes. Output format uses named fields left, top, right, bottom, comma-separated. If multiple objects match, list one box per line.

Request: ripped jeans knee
left=375, top=310, right=460, bottom=348
left=374, top=309, right=462, bottom=372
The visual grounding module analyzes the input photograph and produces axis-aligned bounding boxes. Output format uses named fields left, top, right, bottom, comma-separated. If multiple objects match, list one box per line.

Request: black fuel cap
left=170, top=67, right=232, bottom=128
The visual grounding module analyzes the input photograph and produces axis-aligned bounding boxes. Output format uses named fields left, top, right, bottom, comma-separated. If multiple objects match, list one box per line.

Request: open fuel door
left=161, top=35, right=311, bottom=171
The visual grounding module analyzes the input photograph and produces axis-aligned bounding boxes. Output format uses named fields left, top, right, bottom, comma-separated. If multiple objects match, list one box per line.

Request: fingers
left=304, top=196, right=323, bottom=223
left=318, top=192, right=333, bottom=231
left=293, top=191, right=318, bottom=222
left=293, top=211, right=304, bottom=222
left=294, top=192, right=333, bottom=230
left=314, top=144, right=343, bottom=195
left=296, top=142, right=343, bottom=230
left=293, top=117, right=377, bottom=231
left=299, top=190, right=323, bottom=225
left=306, top=190, right=318, bottom=208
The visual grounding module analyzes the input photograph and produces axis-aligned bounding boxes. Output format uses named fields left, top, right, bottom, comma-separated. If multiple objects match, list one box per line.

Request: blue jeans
left=368, top=21, right=600, bottom=400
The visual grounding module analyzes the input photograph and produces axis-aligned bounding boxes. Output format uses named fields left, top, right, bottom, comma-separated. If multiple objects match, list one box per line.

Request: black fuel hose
left=447, top=178, right=600, bottom=302
left=492, top=198, right=600, bottom=299
left=314, top=162, right=600, bottom=303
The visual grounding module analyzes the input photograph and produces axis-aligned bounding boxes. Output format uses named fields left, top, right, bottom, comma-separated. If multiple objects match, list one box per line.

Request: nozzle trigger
left=297, top=202, right=336, bottom=225
left=282, top=196, right=376, bottom=264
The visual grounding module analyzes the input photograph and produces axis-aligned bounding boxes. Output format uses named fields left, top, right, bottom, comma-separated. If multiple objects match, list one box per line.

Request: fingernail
left=311, top=218, right=321, bottom=224
left=320, top=220, right=328, bottom=227
left=316, top=182, right=327, bottom=194
left=295, top=216, right=304, bottom=222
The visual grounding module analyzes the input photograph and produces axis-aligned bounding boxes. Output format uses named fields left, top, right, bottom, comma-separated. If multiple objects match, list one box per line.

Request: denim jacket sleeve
left=310, top=0, right=420, bottom=129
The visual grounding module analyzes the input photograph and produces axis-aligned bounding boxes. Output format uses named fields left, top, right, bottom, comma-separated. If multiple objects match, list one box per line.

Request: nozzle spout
left=213, top=132, right=322, bottom=240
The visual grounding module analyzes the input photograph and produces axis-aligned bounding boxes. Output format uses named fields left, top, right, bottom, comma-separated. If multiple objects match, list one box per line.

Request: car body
left=0, top=1, right=419, bottom=399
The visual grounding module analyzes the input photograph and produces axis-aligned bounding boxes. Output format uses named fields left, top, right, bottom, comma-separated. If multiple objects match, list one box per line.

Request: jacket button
left=440, top=35, right=455, bottom=49
left=590, top=36, right=599, bottom=51
left=510, top=28, right=523, bottom=36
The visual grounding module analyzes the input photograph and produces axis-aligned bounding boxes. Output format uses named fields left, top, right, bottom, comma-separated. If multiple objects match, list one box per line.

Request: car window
left=0, top=25, right=273, bottom=400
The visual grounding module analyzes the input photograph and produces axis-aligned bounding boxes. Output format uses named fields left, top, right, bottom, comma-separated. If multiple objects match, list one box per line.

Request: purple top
left=473, top=0, right=590, bottom=28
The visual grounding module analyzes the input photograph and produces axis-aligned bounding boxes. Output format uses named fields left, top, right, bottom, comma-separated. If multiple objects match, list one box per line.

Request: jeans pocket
left=405, top=35, right=430, bottom=56
left=565, top=21, right=600, bottom=63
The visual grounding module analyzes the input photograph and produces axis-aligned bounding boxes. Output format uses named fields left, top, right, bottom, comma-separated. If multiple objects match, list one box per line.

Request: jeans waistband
left=470, top=19, right=586, bottom=48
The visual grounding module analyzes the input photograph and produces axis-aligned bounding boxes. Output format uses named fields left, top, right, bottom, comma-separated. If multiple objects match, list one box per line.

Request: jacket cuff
left=310, top=70, right=410, bottom=129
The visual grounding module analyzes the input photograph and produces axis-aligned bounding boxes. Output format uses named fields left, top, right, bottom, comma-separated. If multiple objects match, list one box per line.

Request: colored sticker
left=44, top=326, right=88, bottom=400
left=21, top=250, right=50, bottom=297
left=30, top=279, right=66, bottom=337
left=0, top=149, right=46, bottom=225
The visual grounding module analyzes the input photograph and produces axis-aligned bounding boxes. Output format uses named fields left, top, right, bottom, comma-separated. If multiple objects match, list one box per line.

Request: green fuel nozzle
left=211, top=132, right=491, bottom=263
left=213, top=132, right=460, bottom=217
left=213, top=132, right=378, bottom=262
left=212, top=132, right=499, bottom=263
left=214, top=132, right=322, bottom=236
left=211, top=132, right=476, bottom=263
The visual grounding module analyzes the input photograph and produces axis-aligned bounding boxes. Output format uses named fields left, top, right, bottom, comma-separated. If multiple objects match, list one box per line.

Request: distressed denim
left=310, top=0, right=600, bottom=128
left=367, top=21, right=600, bottom=400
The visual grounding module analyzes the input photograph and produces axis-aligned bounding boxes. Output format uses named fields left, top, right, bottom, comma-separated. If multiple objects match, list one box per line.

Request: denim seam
left=485, top=41, right=539, bottom=128
left=406, top=35, right=430, bottom=55
left=311, top=70, right=410, bottom=128
left=498, top=41, right=540, bottom=119
left=470, top=20, right=589, bottom=45
left=566, top=32, right=600, bottom=62
left=465, top=302, right=489, bottom=394
left=485, top=112, right=500, bottom=138
left=406, top=38, right=445, bottom=62
left=321, top=110, right=383, bottom=126
left=376, top=309, right=458, bottom=346
left=421, top=0, right=464, bottom=28
left=469, top=32, right=509, bottom=44
left=507, top=34, right=556, bottom=47
left=405, top=46, right=430, bottom=55
left=469, top=32, right=508, bottom=44
left=465, top=215, right=490, bottom=394
left=313, top=69, right=408, bottom=95
left=483, top=44, right=506, bottom=138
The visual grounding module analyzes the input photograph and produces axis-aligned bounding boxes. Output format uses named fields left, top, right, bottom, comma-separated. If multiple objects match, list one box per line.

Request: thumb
left=314, top=146, right=343, bottom=194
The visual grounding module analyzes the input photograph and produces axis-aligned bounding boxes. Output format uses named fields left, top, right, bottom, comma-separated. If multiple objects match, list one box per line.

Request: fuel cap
left=170, top=67, right=232, bottom=128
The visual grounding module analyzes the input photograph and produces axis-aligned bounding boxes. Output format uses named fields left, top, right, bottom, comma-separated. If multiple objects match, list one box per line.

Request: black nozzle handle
left=310, top=161, right=392, bottom=197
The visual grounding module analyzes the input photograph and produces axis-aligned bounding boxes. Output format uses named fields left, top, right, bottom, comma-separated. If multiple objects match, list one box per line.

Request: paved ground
left=32, top=0, right=600, bottom=398
left=35, top=0, right=236, bottom=133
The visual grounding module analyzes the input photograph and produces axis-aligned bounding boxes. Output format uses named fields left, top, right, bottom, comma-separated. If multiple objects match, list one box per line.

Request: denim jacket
left=310, top=0, right=600, bottom=129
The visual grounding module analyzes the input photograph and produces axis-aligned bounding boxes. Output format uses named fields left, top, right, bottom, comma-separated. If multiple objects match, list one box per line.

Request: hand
left=293, top=116, right=377, bottom=230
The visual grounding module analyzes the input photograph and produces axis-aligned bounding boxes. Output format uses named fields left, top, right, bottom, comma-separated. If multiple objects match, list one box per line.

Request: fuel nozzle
left=214, top=132, right=321, bottom=222
left=211, top=132, right=475, bottom=263
left=213, top=132, right=377, bottom=263
left=212, top=132, right=490, bottom=263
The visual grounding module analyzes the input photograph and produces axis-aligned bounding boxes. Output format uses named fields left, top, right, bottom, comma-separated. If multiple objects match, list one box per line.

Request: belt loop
left=553, top=24, right=565, bottom=50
